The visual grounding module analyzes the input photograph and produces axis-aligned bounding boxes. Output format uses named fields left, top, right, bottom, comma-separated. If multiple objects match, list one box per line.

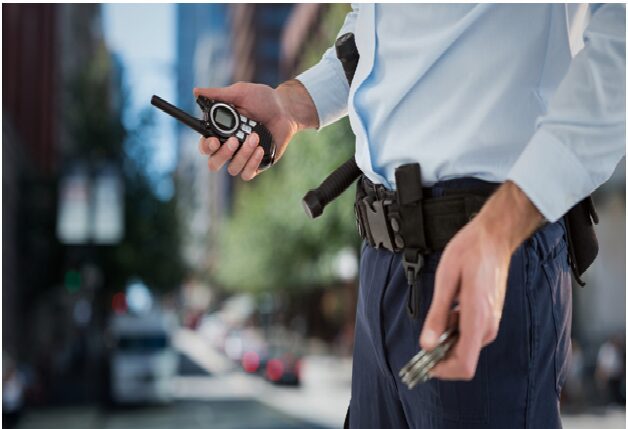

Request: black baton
left=302, top=33, right=362, bottom=219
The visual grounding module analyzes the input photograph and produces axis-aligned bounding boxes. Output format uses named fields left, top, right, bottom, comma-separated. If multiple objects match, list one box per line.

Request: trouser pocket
left=541, top=243, right=572, bottom=396
left=528, top=221, right=572, bottom=399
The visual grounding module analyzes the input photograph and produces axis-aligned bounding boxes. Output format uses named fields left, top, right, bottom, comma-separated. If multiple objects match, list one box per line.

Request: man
left=196, top=4, right=625, bottom=428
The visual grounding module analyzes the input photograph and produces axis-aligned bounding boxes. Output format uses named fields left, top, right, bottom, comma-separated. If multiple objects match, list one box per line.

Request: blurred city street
left=14, top=329, right=626, bottom=429
left=3, top=4, right=626, bottom=429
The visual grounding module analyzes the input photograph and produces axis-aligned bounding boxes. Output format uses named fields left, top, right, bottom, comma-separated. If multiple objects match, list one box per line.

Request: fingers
left=429, top=329, right=483, bottom=380
left=199, top=137, right=220, bottom=155
left=227, top=133, right=259, bottom=176
left=481, top=317, right=500, bottom=345
left=420, top=254, right=461, bottom=351
left=199, top=134, right=263, bottom=180
left=193, top=84, right=242, bottom=105
left=207, top=137, right=239, bottom=171
left=429, top=284, right=485, bottom=380
left=241, top=147, right=264, bottom=181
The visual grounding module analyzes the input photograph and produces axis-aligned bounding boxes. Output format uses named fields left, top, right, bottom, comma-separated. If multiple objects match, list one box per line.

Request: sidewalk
left=562, top=409, right=625, bottom=429
left=173, top=329, right=351, bottom=427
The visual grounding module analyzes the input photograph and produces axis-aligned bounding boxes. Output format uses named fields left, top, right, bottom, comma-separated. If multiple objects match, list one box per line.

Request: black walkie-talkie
left=151, top=95, right=276, bottom=170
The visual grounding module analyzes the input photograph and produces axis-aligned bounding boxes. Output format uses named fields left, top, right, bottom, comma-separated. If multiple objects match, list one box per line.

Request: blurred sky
left=102, top=4, right=177, bottom=182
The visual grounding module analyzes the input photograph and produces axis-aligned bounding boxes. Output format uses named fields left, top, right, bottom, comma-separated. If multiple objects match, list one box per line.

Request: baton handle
left=301, top=33, right=362, bottom=219
left=302, top=157, right=361, bottom=219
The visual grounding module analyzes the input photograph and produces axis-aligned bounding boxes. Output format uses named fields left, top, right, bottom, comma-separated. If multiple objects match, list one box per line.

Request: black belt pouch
left=564, top=196, right=599, bottom=285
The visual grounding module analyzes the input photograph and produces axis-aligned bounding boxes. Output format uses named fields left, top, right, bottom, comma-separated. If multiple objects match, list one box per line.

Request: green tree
left=215, top=4, right=359, bottom=292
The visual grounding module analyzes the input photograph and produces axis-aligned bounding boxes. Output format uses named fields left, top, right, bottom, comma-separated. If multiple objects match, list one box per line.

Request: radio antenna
left=151, top=95, right=210, bottom=137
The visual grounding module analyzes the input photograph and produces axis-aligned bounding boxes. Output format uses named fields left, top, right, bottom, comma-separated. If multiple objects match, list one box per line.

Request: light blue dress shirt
left=297, top=4, right=625, bottom=222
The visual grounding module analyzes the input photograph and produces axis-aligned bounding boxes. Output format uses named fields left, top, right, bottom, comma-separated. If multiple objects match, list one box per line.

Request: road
left=15, top=400, right=328, bottom=429
left=15, top=329, right=625, bottom=429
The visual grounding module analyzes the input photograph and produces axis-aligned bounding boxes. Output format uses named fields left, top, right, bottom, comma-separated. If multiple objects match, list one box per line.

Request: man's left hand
left=419, top=181, right=544, bottom=380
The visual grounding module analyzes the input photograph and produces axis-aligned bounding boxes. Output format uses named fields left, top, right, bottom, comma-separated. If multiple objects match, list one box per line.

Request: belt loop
left=463, top=195, right=481, bottom=221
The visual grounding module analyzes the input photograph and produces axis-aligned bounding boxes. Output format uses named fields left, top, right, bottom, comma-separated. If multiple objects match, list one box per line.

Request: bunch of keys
left=399, top=328, right=459, bottom=389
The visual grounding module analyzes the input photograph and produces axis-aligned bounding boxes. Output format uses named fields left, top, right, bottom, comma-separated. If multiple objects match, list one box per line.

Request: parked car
left=264, top=346, right=302, bottom=386
left=224, top=328, right=267, bottom=365
left=240, top=339, right=271, bottom=375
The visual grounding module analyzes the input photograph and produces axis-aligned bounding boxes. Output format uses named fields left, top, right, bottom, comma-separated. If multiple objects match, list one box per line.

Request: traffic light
left=64, top=269, right=81, bottom=294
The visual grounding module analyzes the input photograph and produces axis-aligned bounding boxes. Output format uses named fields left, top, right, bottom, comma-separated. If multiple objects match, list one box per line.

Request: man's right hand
left=194, top=80, right=318, bottom=181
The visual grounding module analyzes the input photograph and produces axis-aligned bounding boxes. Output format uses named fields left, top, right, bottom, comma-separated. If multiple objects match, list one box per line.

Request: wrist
left=276, top=80, right=320, bottom=132
left=476, top=181, right=545, bottom=254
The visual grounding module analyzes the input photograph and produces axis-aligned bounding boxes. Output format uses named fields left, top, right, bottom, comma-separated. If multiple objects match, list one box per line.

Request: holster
left=564, top=196, right=599, bottom=286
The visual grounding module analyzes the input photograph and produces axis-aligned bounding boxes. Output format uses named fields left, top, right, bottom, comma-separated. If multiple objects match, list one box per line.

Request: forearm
left=276, top=79, right=320, bottom=131
left=507, top=4, right=625, bottom=222
left=476, top=181, right=545, bottom=254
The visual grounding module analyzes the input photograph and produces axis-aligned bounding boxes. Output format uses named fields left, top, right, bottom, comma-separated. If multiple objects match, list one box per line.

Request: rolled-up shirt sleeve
left=508, top=3, right=626, bottom=222
left=296, top=5, right=359, bottom=129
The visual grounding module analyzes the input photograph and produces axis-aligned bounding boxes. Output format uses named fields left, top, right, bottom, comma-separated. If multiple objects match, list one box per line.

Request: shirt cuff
left=507, top=128, right=596, bottom=222
left=296, top=55, right=349, bottom=129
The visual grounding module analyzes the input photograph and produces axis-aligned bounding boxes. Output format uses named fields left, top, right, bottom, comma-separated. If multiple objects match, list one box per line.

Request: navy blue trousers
left=349, top=183, right=572, bottom=429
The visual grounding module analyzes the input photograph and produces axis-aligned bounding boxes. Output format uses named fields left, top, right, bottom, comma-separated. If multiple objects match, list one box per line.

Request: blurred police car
left=108, top=311, right=178, bottom=404
left=107, top=282, right=178, bottom=405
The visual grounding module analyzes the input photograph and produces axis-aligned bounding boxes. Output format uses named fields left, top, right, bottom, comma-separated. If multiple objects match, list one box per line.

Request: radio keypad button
left=240, top=115, right=247, bottom=123
left=249, top=120, right=257, bottom=127
left=241, top=124, right=252, bottom=134
left=236, top=131, right=245, bottom=140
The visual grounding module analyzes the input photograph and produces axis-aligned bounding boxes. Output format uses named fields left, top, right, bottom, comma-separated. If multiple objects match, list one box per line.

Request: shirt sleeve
left=295, top=5, right=359, bottom=129
left=507, top=4, right=626, bottom=222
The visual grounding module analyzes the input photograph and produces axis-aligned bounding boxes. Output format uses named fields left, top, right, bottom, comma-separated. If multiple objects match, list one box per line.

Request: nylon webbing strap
left=355, top=183, right=494, bottom=253
left=395, top=164, right=427, bottom=253
left=395, top=164, right=427, bottom=319
left=421, top=195, right=486, bottom=249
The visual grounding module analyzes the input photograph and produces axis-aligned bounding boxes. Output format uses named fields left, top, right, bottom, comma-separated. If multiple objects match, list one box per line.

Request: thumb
left=193, top=85, right=242, bottom=105
left=420, top=259, right=460, bottom=351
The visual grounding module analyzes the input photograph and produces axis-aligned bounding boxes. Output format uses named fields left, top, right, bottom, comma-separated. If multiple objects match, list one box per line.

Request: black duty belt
left=354, top=163, right=499, bottom=318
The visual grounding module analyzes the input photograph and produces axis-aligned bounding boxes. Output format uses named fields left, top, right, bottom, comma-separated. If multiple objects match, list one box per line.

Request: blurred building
left=230, top=4, right=294, bottom=85
left=176, top=4, right=295, bottom=280
left=176, top=4, right=233, bottom=274
left=56, top=4, right=106, bottom=155
left=280, top=4, right=327, bottom=79
left=3, top=4, right=126, bottom=405
left=3, top=2, right=62, bottom=364
left=176, top=4, right=232, bottom=125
